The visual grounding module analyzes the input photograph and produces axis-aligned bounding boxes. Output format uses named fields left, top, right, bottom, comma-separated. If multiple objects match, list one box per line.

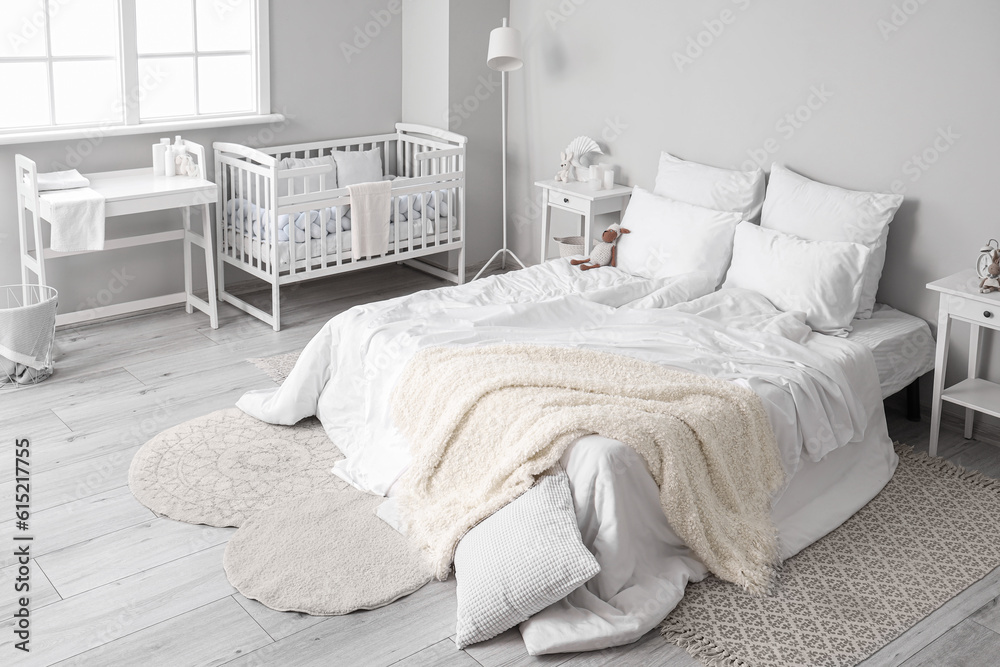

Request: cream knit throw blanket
left=393, top=344, right=785, bottom=594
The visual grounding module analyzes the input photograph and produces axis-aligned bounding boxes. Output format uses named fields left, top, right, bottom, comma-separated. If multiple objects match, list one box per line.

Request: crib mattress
left=847, top=304, right=935, bottom=398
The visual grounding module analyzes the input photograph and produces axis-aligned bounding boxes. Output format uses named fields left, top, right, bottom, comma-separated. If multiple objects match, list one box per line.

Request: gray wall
left=507, top=0, right=1000, bottom=392
left=0, top=0, right=403, bottom=316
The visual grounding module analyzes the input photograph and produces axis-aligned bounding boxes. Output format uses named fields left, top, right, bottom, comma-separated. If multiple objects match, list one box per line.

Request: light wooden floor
left=1, top=266, right=999, bottom=667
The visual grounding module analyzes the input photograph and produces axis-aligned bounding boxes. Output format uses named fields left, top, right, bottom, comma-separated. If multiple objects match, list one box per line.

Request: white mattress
left=847, top=304, right=935, bottom=399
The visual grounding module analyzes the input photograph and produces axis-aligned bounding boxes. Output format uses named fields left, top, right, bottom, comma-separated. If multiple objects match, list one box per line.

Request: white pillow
left=615, top=187, right=742, bottom=287
left=760, top=164, right=903, bottom=320
left=333, top=148, right=383, bottom=188
left=278, top=156, right=336, bottom=194
left=654, top=151, right=766, bottom=220
left=723, top=222, right=872, bottom=336
left=453, top=467, right=599, bottom=649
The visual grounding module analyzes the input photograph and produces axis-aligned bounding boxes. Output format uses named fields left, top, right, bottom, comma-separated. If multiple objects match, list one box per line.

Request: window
left=0, top=0, right=271, bottom=139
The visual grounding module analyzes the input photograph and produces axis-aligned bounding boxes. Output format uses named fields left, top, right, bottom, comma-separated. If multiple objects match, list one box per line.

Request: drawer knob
left=986, top=311, right=994, bottom=319
left=563, top=197, right=570, bottom=203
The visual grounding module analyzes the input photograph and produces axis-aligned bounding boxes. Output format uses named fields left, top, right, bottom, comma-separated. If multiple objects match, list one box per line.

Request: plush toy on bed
left=570, top=223, right=630, bottom=271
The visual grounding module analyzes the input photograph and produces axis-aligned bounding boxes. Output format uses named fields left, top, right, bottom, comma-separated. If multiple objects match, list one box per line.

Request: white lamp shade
left=487, top=25, right=523, bottom=71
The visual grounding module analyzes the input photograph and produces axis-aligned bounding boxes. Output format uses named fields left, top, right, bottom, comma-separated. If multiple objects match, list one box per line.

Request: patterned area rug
left=662, top=445, right=1000, bottom=667
left=249, top=351, right=300, bottom=385
left=128, top=408, right=348, bottom=527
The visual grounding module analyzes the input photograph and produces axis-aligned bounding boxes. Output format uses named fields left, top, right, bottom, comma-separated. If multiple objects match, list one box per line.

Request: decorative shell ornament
left=566, top=136, right=604, bottom=181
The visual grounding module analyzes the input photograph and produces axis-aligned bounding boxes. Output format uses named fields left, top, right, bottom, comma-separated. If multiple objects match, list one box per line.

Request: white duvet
left=237, top=260, right=896, bottom=654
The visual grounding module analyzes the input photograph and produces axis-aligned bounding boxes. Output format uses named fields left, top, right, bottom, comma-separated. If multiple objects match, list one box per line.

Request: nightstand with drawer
left=535, top=179, right=633, bottom=263
left=927, top=269, right=1000, bottom=456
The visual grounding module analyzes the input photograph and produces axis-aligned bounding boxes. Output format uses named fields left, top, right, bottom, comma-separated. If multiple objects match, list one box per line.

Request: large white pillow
left=333, top=148, right=383, bottom=188
left=723, top=222, right=871, bottom=336
left=615, top=187, right=742, bottom=287
left=653, top=151, right=766, bottom=220
left=760, top=164, right=903, bottom=320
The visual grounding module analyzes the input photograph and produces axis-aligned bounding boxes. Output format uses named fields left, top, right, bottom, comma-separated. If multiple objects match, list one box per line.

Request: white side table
left=535, top=179, right=632, bottom=263
left=926, top=269, right=1000, bottom=456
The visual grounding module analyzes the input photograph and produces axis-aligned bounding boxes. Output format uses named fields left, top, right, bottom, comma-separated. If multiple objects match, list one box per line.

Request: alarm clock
left=978, top=239, right=999, bottom=278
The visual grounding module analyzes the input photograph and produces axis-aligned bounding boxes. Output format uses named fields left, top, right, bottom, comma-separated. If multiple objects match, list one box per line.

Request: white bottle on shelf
left=164, top=146, right=177, bottom=177
left=152, top=138, right=169, bottom=176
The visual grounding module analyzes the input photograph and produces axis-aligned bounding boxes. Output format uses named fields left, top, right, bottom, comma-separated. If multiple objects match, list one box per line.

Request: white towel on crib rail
left=41, top=187, right=106, bottom=252
left=348, top=181, right=391, bottom=260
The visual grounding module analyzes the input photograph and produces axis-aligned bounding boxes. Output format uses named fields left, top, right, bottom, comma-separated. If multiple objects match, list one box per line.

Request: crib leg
left=457, top=246, right=466, bottom=285
left=271, top=281, right=281, bottom=332
left=201, top=204, right=219, bottom=329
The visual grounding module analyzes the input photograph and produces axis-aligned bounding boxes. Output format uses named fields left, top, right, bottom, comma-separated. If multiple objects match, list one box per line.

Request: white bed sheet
left=847, top=304, right=935, bottom=398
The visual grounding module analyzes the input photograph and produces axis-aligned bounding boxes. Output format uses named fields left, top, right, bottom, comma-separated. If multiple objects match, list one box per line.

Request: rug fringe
left=895, top=443, right=1000, bottom=495
left=661, top=622, right=752, bottom=667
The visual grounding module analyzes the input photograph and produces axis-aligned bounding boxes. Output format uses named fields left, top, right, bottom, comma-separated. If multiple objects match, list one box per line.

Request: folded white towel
left=36, top=170, right=90, bottom=192
left=348, top=181, right=391, bottom=261
left=42, top=188, right=106, bottom=252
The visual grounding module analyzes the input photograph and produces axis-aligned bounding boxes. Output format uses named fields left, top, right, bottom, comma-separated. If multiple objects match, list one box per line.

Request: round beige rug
left=224, top=491, right=435, bottom=615
left=128, top=408, right=348, bottom=527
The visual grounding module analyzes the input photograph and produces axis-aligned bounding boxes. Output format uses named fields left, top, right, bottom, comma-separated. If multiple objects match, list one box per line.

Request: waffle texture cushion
left=453, top=467, right=600, bottom=649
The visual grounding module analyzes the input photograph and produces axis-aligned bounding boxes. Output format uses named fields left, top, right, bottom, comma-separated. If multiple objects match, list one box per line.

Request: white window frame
left=0, top=0, right=280, bottom=146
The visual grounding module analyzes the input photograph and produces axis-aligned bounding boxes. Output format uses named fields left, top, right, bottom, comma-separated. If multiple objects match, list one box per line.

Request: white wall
left=402, top=0, right=450, bottom=126
left=507, top=0, right=1000, bottom=395
left=401, top=0, right=509, bottom=271
left=0, top=0, right=402, bottom=317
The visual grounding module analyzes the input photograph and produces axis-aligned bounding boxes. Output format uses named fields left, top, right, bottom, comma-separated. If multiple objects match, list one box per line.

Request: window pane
left=0, top=0, right=47, bottom=57
left=53, top=60, right=122, bottom=126
left=0, top=62, right=50, bottom=129
left=196, top=0, right=252, bottom=52
left=198, top=55, right=252, bottom=115
left=49, top=0, right=118, bottom=57
left=136, top=0, right=195, bottom=55
left=138, top=57, right=196, bottom=119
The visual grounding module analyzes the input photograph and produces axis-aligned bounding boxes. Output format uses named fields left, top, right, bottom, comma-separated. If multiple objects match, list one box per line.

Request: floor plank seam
left=42, top=540, right=232, bottom=603
left=29, top=482, right=133, bottom=515
left=48, top=595, right=239, bottom=666
left=969, top=617, right=1000, bottom=635
left=231, top=593, right=279, bottom=644
left=32, top=558, right=63, bottom=602
left=28, top=514, right=159, bottom=564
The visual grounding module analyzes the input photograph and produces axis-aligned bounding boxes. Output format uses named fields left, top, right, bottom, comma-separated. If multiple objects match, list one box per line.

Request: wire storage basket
left=553, top=236, right=586, bottom=258
left=0, top=284, right=58, bottom=387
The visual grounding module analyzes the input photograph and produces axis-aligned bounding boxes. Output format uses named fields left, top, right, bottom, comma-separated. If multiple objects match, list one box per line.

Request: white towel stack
left=36, top=170, right=106, bottom=252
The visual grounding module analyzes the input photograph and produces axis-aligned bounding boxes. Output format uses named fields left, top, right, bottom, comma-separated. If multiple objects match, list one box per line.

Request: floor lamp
left=474, top=17, right=525, bottom=281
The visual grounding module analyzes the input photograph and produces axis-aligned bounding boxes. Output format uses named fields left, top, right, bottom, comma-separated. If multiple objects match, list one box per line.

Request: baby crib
left=214, top=123, right=466, bottom=331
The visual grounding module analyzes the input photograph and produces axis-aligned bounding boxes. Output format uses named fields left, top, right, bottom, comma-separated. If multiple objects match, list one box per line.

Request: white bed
left=848, top=303, right=936, bottom=399
left=236, top=259, right=905, bottom=654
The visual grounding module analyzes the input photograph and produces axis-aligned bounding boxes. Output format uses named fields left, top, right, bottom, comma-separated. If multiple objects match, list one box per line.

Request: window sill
left=0, top=113, right=286, bottom=147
